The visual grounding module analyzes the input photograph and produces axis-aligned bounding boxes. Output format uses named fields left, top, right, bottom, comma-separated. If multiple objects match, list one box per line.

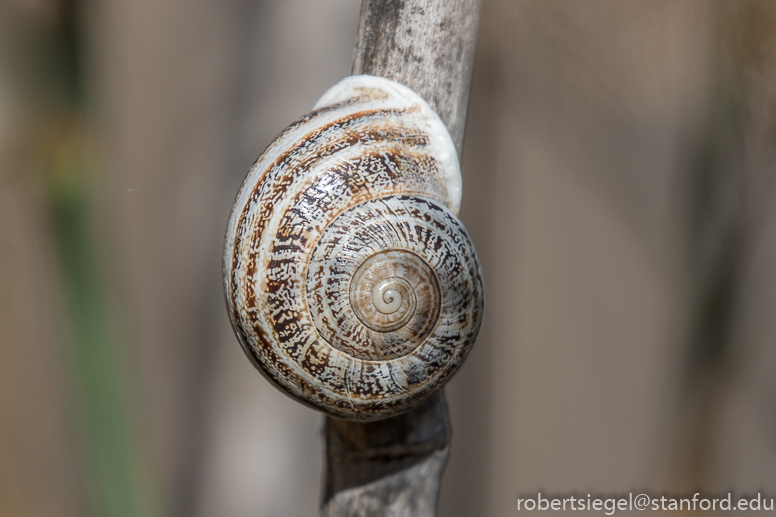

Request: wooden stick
left=322, top=393, right=451, bottom=516
left=352, top=0, right=481, bottom=154
left=322, top=1, right=481, bottom=515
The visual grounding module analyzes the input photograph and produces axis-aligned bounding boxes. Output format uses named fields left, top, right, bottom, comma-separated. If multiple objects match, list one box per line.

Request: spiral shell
left=224, top=75, right=483, bottom=420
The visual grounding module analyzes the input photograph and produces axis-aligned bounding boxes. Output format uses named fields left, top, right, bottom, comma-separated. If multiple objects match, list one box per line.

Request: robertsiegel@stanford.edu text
left=516, top=492, right=774, bottom=514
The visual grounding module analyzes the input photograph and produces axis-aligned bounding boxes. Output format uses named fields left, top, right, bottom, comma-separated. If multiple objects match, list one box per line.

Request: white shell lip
left=314, top=74, right=462, bottom=214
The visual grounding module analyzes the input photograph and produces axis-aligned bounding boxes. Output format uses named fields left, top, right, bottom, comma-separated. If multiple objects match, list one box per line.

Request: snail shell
left=224, top=75, right=484, bottom=420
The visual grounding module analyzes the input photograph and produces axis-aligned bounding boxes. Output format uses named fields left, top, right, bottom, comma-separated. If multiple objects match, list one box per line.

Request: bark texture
left=322, top=1, right=481, bottom=515
left=322, top=394, right=450, bottom=517
left=352, top=0, right=481, bottom=153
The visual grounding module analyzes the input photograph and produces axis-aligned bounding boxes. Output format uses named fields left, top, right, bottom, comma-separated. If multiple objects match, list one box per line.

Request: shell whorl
left=224, top=75, right=484, bottom=420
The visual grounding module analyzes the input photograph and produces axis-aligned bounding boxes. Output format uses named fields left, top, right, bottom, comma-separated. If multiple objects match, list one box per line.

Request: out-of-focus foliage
left=0, top=2, right=151, bottom=516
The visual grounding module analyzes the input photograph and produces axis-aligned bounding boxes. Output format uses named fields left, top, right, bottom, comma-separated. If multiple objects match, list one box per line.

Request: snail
left=223, top=75, right=484, bottom=421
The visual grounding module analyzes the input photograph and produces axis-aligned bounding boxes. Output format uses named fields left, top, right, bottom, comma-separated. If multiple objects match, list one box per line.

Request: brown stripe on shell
left=232, top=135, right=448, bottom=343
left=228, top=107, right=437, bottom=334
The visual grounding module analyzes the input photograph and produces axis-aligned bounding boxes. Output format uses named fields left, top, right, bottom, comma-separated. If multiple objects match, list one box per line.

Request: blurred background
left=2, top=0, right=776, bottom=516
